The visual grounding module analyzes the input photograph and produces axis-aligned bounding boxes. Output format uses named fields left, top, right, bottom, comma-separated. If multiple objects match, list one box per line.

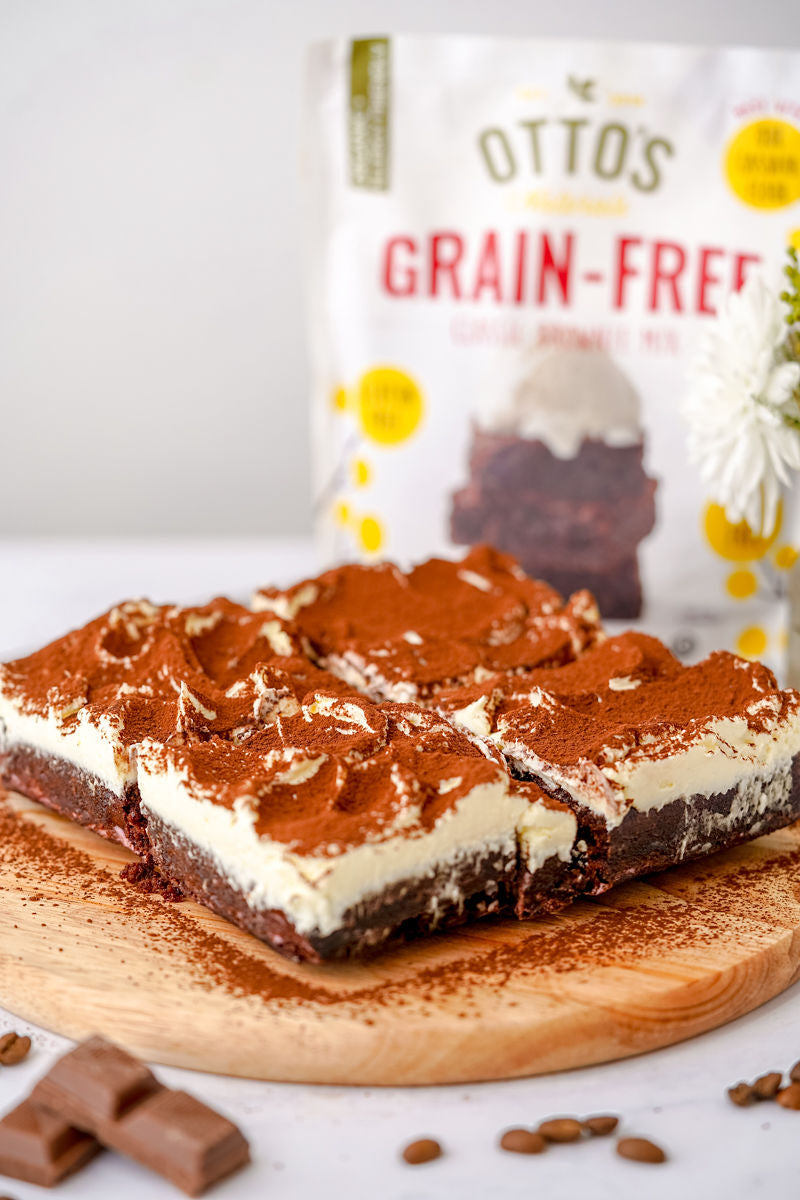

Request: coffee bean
left=582, top=1115, right=619, bottom=1136
left=777, top=1084, right=800, bottom=1110
left=402, top=1138, right=442, bottom=1165
left=499, top=1128, right=546, bottom=1154
left=752, top=1072, right=783, bottom=1100
left=537, top=1117, right=583, bottom=1143
left=0, top=1033, right=31, bottom=1066
left=616, top=1137, right=666, bottom=1164
left=789, top=1060, right=800, bottom=1083
left=727, top=1082, right=756, bottom=1107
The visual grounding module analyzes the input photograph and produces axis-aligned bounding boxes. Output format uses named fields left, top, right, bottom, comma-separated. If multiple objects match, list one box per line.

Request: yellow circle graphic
left=352, top=458, right=372, bottom=487
left=703, top=502, right=782, bottom=562
left=726, top=568, right=758, bottom=600
left=774, top=544, right=799, bottom=570
left=736, top=626, right=768, bottom=660
left=725, top=119, right=800, bottom=210
left=333, top=500, right=351, bottom=527
left=357, top=367, right=424, bottom=446
left=358, top=515, right=384, bottom=554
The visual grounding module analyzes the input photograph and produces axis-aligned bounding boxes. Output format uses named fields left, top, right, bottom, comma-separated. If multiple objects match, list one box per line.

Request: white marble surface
left=1, top=537, right=799, bottom=1199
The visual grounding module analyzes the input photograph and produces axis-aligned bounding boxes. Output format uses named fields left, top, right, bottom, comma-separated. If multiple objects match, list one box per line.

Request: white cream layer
left=323, top=652, right=420, bottom=704
left=136, top=746, right=575, bottom=937
left=0, top=687, right=133, bottom=795
left=498, top=705, right=800, bottom=829
left=448, top=695, right=494, bottom=739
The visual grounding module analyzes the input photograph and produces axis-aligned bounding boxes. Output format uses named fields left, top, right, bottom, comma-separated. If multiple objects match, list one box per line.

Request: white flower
left=683, top=273, right=800, bottom=535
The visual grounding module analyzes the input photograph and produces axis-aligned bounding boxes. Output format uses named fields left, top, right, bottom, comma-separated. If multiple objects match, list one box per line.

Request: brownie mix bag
left=304, top=36, right=800, bottom=675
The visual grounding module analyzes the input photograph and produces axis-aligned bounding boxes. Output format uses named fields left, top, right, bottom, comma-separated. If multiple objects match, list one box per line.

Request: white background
left=1, top=0, right=799, bottom=536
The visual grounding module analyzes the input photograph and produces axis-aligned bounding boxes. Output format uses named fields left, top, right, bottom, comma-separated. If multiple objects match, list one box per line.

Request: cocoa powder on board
left=2, top=795, right=795, bottom=1012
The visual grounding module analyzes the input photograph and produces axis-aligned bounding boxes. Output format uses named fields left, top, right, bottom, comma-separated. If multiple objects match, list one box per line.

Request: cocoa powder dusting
left=4, top=561, right=797, bottom=874
left=493, top=635, right=796, bottom=770
left=3, top=795, right=794, bottom=1013
left=142, top=698, right=510, bottom=856
left=254, top=545, right=602, bottom=691
left=0, top=596, right=356, bottom=751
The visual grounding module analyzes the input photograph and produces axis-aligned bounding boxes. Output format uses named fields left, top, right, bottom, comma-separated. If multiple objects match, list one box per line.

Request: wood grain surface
left=2, top=788, right=800, bottom=1086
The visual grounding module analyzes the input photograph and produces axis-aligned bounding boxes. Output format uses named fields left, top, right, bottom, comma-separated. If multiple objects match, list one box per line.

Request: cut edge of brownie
left=0, top=741, right=144, bottom=851
left=506, top=765, right=609, bottom=906
left=0, top=739, right=580, bottom=962
left=509, top=753, right=800, bottom=893
left=142, top=811, right=579, bottom=962
left=0, top=742, right=175, bottom=892
left=602, top=754, right=800, bottom=886
left=5, top=739, right=800, bottom=959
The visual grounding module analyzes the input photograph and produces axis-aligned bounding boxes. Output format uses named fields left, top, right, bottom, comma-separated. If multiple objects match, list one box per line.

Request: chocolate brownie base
left=6, top=741, right=799, bottom=960
left=512, top=754, right=800, bottom=892
left=0, top=741, right=579, bottom=961
left=143, top=811, right=577, bottom=962
left=0, top=742, right=149, bottom=855
left=604, top=755, right=800, bottom=887
left=508, top=776, right=610, bottom=910
left=513, top=849, right=592, bottom=920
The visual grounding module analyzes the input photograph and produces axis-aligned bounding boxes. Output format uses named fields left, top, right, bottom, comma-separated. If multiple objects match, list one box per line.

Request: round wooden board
left=2, top=789, right=800, bottom=1086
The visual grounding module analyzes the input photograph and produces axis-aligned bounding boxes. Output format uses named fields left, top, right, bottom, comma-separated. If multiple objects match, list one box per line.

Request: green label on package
left=349, top=38, right=390, bottom=190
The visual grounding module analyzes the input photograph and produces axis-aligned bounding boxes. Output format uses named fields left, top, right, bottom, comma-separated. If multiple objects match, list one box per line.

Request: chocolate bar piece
left=0, top=1098, right=100, bottom=1187
left=30, top=1037, right=250, bottom=1196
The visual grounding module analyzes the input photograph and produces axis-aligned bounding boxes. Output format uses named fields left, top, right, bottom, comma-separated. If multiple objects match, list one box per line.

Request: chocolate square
left=117, top=1089, right=250, bottom=1195
left=40, top=1035, right=160, bottom=1121
left=0, top=1099, right=100, bottom=1186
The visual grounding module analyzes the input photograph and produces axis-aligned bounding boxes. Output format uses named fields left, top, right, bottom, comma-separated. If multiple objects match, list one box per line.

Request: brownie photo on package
left=450, top=345, right=658, bottom=618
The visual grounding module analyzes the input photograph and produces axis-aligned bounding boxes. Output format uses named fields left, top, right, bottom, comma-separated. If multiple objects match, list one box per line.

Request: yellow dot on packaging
left=332, top=387, right=349, bottom=412
left=725, top=119, right=800, bottom=210
left=774, top=544, right=799, bottom=571
left=333, top=501, right=351, bottom=527
left=790, top=230, right=800, bottom=252
left=726, top=568, right=758, bottom=600
left=352, top=458, right=371, bottom=487
left=703, top=502, right=781, bottom=562
left=736, top=626, right=768, bottom=660
left=358, top=515, right=384, bottom=554
left=357, top=367, right=424, bottom=446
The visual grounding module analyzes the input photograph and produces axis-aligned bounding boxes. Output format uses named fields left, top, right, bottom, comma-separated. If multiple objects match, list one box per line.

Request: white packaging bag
left=304, top=35, right=800, bottom=675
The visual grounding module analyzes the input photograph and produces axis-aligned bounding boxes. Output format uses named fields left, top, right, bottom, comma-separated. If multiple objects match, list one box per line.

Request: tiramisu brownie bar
left=439, top=632, right=800, bottom=889
left=0, top=597, right=355, bottom=854
left=252, top=545, right=602, bottom=702
left=135, top=694, right=580, bottom=960
left=0, top=597, right=580, bottom=960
